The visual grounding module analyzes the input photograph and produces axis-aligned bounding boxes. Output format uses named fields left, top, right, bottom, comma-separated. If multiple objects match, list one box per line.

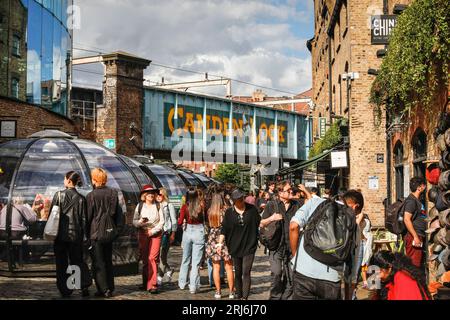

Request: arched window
left=338, top=75, right=342, bottom=115
left=343, top=0, right=348, bottom=29
left=412, top=128, right=427, bottom=208
left=412, top=128, right=427, bottom=179
left=394, top=141, right=404, bottom=200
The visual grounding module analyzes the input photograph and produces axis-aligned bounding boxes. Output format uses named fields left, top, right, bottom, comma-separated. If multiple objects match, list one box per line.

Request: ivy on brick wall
left=370, top=0, right=450, bottom=115
left=309, top=120, right=342, bottom=159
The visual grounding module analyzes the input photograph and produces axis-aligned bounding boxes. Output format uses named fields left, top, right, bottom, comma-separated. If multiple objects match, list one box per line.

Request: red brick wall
left=0, top=95, right=93, bottom=143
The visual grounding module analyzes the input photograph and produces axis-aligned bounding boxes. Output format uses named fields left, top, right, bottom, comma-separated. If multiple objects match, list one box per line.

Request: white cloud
left=74, top=0, right=312, bottom=96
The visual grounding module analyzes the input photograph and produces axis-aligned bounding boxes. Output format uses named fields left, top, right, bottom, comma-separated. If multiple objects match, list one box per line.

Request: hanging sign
left=371, top=15, right=398, bottom=44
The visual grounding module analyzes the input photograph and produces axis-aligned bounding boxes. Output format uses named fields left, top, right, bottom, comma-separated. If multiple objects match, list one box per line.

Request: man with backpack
left=260, top=181, right=301, bottom=300
left=289, top=190, right=362, bottom=300
left=403, top=177, right=427, bottom=273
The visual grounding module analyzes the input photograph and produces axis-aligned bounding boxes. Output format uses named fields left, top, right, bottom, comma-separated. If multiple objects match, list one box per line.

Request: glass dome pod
left=0, top=131, right=157, bottom=276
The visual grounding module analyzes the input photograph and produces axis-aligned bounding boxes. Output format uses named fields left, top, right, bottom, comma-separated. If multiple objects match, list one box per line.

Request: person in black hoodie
left=50, top=171, right=91, bottom=298
left=86, top=167, right=123, bottom=298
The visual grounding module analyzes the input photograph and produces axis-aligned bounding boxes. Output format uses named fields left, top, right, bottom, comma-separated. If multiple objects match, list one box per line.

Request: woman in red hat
left=133, top=185, right=165, bottom=294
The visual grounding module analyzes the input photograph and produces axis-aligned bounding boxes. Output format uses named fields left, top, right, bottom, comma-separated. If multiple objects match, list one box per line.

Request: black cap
left=231, top=189, right=245, bottom=201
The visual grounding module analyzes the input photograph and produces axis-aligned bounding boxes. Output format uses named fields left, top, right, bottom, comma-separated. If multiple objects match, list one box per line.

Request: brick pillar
left=96, top=51, right=151, bottom=156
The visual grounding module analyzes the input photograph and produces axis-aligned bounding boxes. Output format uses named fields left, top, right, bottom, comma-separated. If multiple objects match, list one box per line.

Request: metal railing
left=71, top=100, right=97, bottom=130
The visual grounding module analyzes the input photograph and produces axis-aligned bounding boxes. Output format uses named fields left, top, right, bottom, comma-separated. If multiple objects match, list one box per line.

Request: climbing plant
left=309, top=120, right=342, bottom=159
left=370, top=0, right=450, bottom=115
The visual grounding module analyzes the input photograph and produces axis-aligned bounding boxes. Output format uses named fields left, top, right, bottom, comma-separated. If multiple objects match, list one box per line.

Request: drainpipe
left=328, top=36, right=333, bottom=124
left=384, top=0, right=392, bottom=206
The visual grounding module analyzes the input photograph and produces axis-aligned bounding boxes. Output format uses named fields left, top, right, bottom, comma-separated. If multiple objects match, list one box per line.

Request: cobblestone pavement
left=0, top=245, right=369, bottom=300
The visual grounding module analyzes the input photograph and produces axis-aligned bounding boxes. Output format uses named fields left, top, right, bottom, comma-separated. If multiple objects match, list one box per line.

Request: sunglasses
left=237, top=214, right=244, bottom=226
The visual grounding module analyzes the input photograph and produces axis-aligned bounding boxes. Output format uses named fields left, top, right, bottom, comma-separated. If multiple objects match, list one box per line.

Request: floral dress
left=205, top=227, right=232, bottom=262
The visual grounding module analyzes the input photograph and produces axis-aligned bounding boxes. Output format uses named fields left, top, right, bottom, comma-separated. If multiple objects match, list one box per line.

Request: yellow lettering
left=223, top=118, right=230, bottom=136
left=212, top=116, right=223, bottom=135
left=168, top=108, right=175, bottom=133
left=206, top=115, right=211, bottom=133
left=196, top=114, right=204, bottom=133
left=259, top=123, right=268, bottom=143
left=184, top=113, right=195, bottom=133
left=233, top=119, right=244, bottom=138
left=168, top=107, right=184, bottom=133
left=279, top=126, right=286, bottom=144
left=268, top=124, right=275, bottom=142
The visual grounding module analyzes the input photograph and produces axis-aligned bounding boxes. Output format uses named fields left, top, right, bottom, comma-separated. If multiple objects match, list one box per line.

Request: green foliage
left=215, top=164, right=250, bottom=191
left=214, top=164, right=241, bottom=185
left=309, top=121, right=342, bottom=159
left=370, top=0, right=450, bottom=115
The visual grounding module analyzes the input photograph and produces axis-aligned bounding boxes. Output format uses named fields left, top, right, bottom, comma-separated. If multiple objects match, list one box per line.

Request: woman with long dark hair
left=177, top=188, right=206, bottom=294
left=217, top=189, right=262, bottom=300
left=50, top=171, right=91, bottom=298
left=369, top=250, right=431, bottom=300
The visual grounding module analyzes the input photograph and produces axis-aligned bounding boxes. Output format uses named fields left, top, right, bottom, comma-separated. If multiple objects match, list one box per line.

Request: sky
left=72, top=0, right=314, bottom=97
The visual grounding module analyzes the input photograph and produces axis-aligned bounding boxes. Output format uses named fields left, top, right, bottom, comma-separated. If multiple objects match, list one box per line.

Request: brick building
left=0, top=95, right=78, bottom=143
left=0, top=0, right=27, bottom=101
left=308, top=0, right=412, bottom=226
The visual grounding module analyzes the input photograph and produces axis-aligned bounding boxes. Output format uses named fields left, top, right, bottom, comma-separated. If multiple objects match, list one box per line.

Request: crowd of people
left=0, top=167, right=433, bottom=301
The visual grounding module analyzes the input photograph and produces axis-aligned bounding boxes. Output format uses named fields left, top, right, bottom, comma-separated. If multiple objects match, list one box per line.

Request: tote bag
left=44, top=192, right=61, bottom=241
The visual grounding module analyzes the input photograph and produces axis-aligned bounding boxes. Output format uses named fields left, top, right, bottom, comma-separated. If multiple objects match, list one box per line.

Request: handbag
left=44, top=191, right=61, bottom=241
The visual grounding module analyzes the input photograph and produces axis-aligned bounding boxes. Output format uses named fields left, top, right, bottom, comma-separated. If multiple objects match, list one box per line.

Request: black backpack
left=259, top=201, right=283, bottom=251
left=385, top=198, right=407, bottom=235
left=97, top=190, right=124, bottom=243
left=302, top=200, right=357, bottom=268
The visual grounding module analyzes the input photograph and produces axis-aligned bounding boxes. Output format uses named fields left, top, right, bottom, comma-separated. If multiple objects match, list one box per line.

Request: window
left=394, top=141, right=404, bottom=200
left=12, top=35, right=20, bottom=56
left=412, top=128, right=427, bottom=207
left=338, top=76, right=342, bottom=115
left=11, top=78, right=19, bottom=99
left=343, top=0, right=348, bottom=28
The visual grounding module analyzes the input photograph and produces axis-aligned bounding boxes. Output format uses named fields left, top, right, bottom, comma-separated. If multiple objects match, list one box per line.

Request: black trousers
left=90, top=241, right=114, bottom=294
left=292, top=271, right=341, bottom=300
left=268, top=248, right=293, bottom=300
left=233, top=253, right=255, bottom=300
left=54, top=240, right=92, bottom=296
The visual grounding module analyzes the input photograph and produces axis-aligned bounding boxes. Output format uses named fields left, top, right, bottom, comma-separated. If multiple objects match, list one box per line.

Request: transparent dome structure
left=0, top=132, right=159, bottom=276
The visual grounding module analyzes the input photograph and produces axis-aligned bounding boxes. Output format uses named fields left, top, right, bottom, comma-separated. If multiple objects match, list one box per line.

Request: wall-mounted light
left=376, top=49, right=387, bottom=58
left=393, top=4, right=408, bottom=14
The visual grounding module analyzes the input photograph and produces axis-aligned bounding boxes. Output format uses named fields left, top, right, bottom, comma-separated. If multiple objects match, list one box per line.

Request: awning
left=278, top=149, right=332, bottom=175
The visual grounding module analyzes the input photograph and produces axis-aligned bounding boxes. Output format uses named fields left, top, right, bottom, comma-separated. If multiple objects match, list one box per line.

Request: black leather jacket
left=50, top=188, right=87, bottom=243
left=86, top=186, right=123, bottom=241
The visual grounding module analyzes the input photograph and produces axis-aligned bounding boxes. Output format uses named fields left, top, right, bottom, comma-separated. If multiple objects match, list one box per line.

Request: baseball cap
left=140, top=184, right=159, bottom=197
left=231, top=189, right=245, bottom=201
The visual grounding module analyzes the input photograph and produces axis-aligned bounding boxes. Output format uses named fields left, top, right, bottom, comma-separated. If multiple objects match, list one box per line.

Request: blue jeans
left=178, top=224, right=205, bottom=291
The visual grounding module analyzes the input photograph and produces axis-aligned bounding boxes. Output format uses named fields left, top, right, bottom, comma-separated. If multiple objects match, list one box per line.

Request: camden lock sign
left=371, top=15, right=397, bottom=45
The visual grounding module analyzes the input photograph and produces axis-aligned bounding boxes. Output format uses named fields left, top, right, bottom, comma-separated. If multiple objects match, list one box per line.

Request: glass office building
left=23, top=0, right=73, bottom=116
left=1, top=0, right=74, bottom=116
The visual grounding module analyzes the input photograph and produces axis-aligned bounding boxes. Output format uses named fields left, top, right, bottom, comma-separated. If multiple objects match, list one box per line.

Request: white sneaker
left=229, top=292, right=236, bottom=299
left=157, top=276, right=163, bottom=286
left=214, top=292, right=222, bottom=299
left=165, top=270, right=174, bottom=280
